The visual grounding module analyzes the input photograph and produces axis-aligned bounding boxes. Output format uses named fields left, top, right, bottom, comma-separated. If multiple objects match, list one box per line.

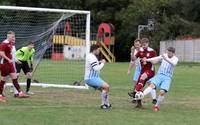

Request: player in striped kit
left=142, top=47, right=178, bottom=111
left=127, top=39, right=142, bottom=100
left=84, top=44, right=111, bottom=109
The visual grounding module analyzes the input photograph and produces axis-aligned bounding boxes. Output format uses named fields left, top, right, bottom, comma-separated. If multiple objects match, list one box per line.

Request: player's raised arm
left=145, top=55, right=163, bottom=64
left=128, top=42, right=141, bottom=73
left=90, top=59, right=105, bottom=71
left=131, top=52, right=138, bottom=62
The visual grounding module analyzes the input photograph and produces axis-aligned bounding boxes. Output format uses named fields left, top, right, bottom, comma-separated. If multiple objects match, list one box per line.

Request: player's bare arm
left=100, top=59, right=106, bottom=64
left=145, top=56, right=162, bottom=64
left=127, top=61, right=135, bottom=75
left=127, top=50, right=138, bottom=75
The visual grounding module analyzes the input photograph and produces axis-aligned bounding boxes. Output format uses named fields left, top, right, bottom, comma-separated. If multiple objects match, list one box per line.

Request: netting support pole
left=84, top=12, right=91, bottom=89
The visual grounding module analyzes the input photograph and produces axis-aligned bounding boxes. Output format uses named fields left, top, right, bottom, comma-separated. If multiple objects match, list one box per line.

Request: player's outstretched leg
left=100, top=83, right=111, bottom=109
left=143, top=83, right=165, bottom=111
left=127, top=81, right=136, bottom=103
left=10, top=73, right=29, bottom=98
left=128, top=70, right=139, bottom=99
left=151, top=88, right=157, bottom=104
left=152, top=90, right=166, bottom=112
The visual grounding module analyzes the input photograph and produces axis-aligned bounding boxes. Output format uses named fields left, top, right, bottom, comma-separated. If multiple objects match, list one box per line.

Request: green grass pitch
left=0, top=61, right=200, bottom=125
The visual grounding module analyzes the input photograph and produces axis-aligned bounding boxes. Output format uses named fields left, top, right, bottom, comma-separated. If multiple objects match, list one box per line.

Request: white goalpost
left=0, top=6, right=91, bottom=89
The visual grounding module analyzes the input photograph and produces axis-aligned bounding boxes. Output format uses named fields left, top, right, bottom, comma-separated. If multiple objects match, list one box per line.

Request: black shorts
left=15, top=61, right=30, bottom=74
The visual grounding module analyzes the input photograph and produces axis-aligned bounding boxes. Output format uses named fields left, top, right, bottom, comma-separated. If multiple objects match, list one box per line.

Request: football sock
left=26, top=78, right=31, bottom=92
left=101, top=90, right=106, bottom=105
left=150, top=89, right=157, bottom=100
left=143, top=87, right=153, bottom=96
left=105, top=93, right=110, bottom=105
left=13, top=86, right=19, bottom=95
left=0, top=80, right=5, bottom=94
left=101, top=90, right=109, bottom=105
left=156, top=95, right=165, bottom=107
left=12, top=79, right=21, bottom=92
left=135, top=79, right=145, bottom=91
left=133, top=91, right=136, bottom=99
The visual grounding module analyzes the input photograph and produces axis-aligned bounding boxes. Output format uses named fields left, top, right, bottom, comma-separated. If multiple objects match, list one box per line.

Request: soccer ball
left=135, top=91, right=144, bottom=100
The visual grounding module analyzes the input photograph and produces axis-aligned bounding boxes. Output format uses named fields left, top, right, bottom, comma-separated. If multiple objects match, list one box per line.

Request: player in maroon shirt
left=0, top=31, right=29, bottom=102
left=131, top=38, right=157, bottom=108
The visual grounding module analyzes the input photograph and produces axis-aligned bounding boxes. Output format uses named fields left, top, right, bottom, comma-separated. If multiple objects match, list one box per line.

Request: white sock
left=101, top=90, right=107, bottom=105
left=3, top=76, right=9, bottom=95
left=150, top=89, right=157, bottom=100
left=156, top=95, right=165, bottom=107
left=13, top=86, right=19, bottom=95
left=3, top=84, right=6, bottom=90
left=3, top=84, right=6, bottom=96
left=105, top=93, right=110, bottom=105
left=143, top=87, right=153, bottom=96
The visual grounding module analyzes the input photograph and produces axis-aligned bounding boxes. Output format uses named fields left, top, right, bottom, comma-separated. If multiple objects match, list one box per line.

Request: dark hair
left=27, top=41, right=34, bottom=46
left=90, top=44, right=100, bottom=52
left=167, top=47, right=175, bottom=53
left=141, top=38, right=149, bottom=43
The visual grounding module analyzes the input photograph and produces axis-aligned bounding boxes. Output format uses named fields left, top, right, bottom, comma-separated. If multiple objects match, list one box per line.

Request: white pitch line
left=6, top=82, right=89, bottom=89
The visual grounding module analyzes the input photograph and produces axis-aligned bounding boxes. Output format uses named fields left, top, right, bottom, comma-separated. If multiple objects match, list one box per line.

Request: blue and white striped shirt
left=84, top=53, right=104, bottom=80
left=147, top=53, right=178, bottom=78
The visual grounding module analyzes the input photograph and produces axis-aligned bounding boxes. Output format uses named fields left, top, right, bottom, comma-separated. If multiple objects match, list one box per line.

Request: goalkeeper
left=15, top=42, right=35, bottom=94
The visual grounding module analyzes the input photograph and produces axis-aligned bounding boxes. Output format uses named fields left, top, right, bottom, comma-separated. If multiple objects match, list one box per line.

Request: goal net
left=0, top=6, right=90, bottom=89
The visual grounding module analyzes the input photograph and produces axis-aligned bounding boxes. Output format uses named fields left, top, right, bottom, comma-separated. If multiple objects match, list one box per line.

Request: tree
left=1, top=0, right=200, bottom=61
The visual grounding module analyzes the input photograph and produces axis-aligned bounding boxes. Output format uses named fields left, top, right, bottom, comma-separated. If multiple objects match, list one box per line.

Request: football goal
left=0, top=6, right=91, bottom=89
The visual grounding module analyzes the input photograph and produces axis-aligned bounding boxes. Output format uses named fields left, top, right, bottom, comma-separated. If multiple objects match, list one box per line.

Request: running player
left=127, top=39, right=142, bottom=102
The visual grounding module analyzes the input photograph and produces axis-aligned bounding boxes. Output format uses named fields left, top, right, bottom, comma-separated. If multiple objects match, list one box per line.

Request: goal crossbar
left=0, top=6, right=90, bottom=14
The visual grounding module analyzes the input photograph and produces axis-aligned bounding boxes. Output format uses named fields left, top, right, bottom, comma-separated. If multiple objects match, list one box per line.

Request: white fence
left=160, top=39, right=200, bottom=62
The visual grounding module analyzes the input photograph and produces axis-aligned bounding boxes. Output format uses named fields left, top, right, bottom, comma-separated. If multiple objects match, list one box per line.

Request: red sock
left=0, top=80, right=5, bottom=94
left=12, top=79, right=21, bottom=92
left=135, top=79, right=145, bottom=91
